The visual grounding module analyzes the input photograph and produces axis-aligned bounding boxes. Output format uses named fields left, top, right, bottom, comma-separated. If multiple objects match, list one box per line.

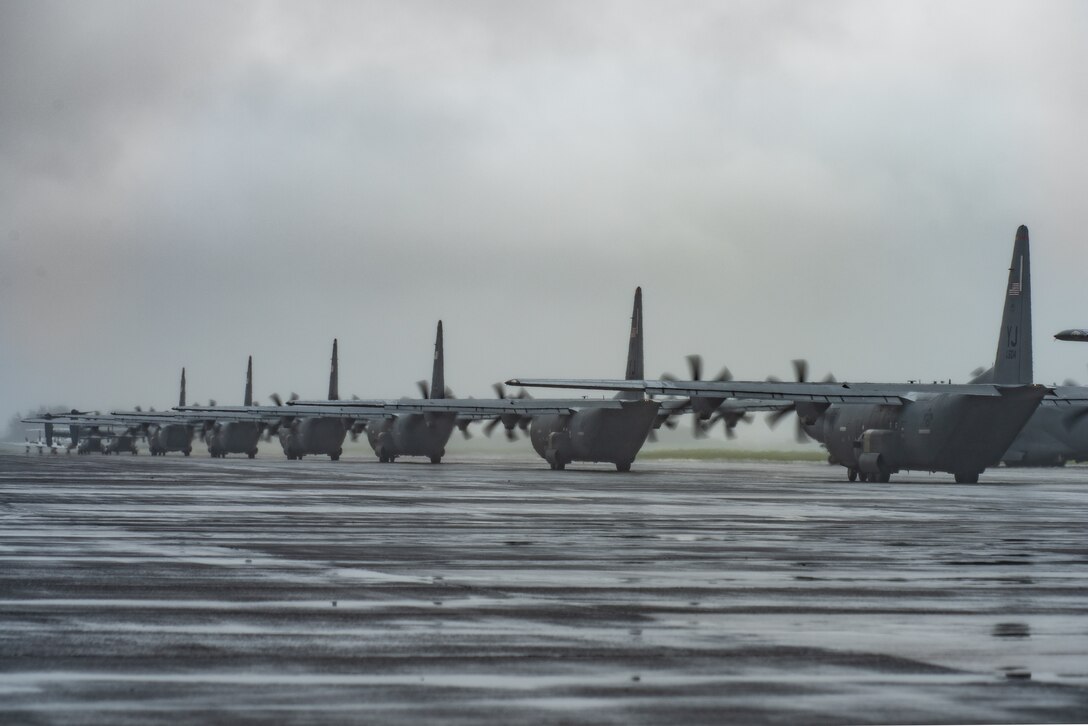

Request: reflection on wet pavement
left=0, top=453, right=1086, bottom=723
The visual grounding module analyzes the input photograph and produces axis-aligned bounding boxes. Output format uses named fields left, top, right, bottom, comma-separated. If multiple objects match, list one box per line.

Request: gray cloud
left=3, top=1, right=1088, bottom=448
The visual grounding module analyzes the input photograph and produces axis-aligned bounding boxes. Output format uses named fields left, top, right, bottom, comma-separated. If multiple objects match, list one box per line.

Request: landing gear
left=247, top=451, right=257, bottom=459
left=429, top=455, right=442, bottom=464
left=615, top=461, right=632, bottom=473
left=954, top=471, right=980, bottom=484
left=847, top=467, right=858, bottom=482
left=330, top=450, right=341, bottom=462
left=183, top=449, right=191, bottom=457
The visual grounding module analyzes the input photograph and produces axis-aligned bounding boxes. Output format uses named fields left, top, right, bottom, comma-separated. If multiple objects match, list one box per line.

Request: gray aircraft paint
left=274, top=340, right=348, bottom=461
left=527, top=287, right=659, bottom=472
left=366, top=322, right=456, bottom=463
left=800, top=227, right=1040, bottom=481
left=144, top=369, right=195, bottom=456
left=201, top=357, right=261, bottom=458
left=969, top=230, right=1088, bottom=467
left=512, top=228, right=1051, bottom=482
left=794, top=227, right=1040, bottom=479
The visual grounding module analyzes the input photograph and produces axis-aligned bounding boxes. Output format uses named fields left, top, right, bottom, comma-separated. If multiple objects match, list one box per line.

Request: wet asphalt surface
left=1, top=451, right=1086, bottom=725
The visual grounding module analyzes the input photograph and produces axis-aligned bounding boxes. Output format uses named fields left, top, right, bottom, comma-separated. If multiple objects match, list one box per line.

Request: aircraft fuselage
left=278, top=417, right=347, bottom=460
left=147, top=423, right=194, bottom=456
left=204, top=421, right=260, bottom=458
left=528, top=400, right=660, bottom=471
left=103, top=435, right=139, bottom=455
left=807, top=388, right=1045, bottom=481
left=1001, top=404, right=1088, bottom=466
left=366, top=412, right=455, bottom=463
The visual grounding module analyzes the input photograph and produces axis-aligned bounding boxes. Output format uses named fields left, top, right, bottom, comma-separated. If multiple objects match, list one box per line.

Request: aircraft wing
left=1041, top=386, right=1088, bottom=406
left=21, top=415, right=134, bottom=431
left=175, top=405, right=386, bottom=421
left=504, top=378, right=1031, bottom=405
left=287, top=397, right=631, bottom=417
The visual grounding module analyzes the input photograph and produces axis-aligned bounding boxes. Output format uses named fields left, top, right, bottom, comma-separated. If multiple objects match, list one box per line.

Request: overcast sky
left=3, top=1, right=1088, bottom=447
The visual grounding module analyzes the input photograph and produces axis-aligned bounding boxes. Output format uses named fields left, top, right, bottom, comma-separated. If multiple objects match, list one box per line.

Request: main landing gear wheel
left=247, top=451, right=257, bottom=459
left=429, top=455, right=442, bottom=464
left=615, top=462, right=631, bottom=473
left=954, top=471, right=980, bottom=484
left=330, top=451, right=341, bottom=461
left=847, top=467, right=858, bottom=482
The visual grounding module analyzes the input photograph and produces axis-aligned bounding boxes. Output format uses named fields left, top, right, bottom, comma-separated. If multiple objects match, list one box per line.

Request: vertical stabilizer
left=329, top=339, right=340, bottom=401
left=45, top=423, right=54, bottom=446
left=992, top=225, right=1032, bottom=384
left=431, top=321, right=445, bottom=399
left=625, top=287, right=644, bottom=380
left=244, top=356, right=254, bottom=406
left=179, top=368, right=187, bottom=408
left=618, top=287, right=645, bottom=401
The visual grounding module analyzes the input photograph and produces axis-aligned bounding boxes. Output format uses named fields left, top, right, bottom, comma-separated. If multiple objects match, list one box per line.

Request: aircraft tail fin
left=617, top=287, right=645, bottom=401
left=431, top=321, right=445, bottom=399
left=992, top=225, right=1032, bottom=384
left=625, top=287, right=644, bottom=380
left=329, top=339, right=339, bottom=401
left=244, top=356, right=254, bottom=406
left=45, top=423, right=54, bottom=446
left=179, top=368, right=187, bottom=408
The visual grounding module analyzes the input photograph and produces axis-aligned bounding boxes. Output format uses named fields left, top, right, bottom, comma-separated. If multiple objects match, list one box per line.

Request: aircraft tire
left=615, top=462, right=631, bottom=473
left=248, top=452, right=256, bottom=459
left=429, top=455, right=442, bottom=464
left=330, top=453, right=340, bottom=461
left=954, top=471, right=979, bottom=484
left=847, top=467, right=858, bottom=482
left=183, top=449, right=191, bottom=457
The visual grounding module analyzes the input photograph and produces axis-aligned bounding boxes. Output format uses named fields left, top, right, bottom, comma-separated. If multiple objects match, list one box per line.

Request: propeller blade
left=270, top=393, right=283, bottom=406
left=686, top=354, right=703, bottom=381
left=766, top=404, right=796, bottom=429
left=713, top=366, right=732, bottom=382
left=492, top=383, right=506, bottom=399
left=483, top=417, right=501, bottom=437
left=647, top=429, right=657, bottom=442
left=660, top=373, right=678, bottom=382
left=417, top=380, right=429, bottom=399
left=289, top=392, right=299, bottom=402
left=795, top=416, right=810, bottom=444
left=792, top=359, right=809, bottom=383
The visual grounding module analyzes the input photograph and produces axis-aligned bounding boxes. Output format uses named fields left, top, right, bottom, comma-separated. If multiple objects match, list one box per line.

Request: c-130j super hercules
left=510, top=226, right=1088, bottom=483
left=196, top=288, right=781, bottom=469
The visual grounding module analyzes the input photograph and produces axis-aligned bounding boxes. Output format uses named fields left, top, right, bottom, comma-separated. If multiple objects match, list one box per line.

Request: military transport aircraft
left=508, top=227, right=1076, bottom=483
left=261, top=340, right=351, bottom=460
left=191, top=357, right=263, bottom=458
left=21, top=412, right=137, bottom=455
left=108, top=369, right=198, bottom=456
left=280, top=288, right=783, bottom=470
left=181, top=325, right=462, bottom=463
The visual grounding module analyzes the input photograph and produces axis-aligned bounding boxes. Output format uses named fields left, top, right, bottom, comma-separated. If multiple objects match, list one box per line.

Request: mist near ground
left=3, top=1, right=1088, bottom=450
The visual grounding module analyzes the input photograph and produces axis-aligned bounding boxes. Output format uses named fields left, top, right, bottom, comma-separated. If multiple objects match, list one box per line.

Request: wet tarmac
left=1, top=451, right=1086, bottom=724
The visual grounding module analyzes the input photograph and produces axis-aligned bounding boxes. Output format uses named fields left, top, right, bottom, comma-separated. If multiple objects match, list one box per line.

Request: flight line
left=21, top=225, right=1088, bottom=483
